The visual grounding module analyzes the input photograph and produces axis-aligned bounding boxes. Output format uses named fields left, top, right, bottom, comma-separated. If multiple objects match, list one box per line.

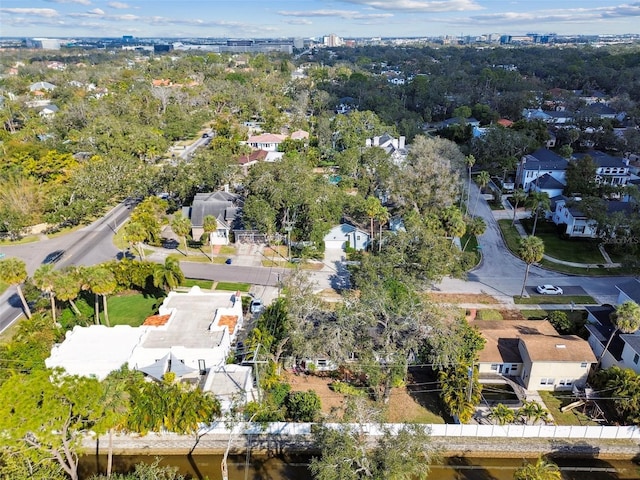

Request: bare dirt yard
left=284, top=369, right=447, bottom=424
left=426, top=292, right=499, bottom=304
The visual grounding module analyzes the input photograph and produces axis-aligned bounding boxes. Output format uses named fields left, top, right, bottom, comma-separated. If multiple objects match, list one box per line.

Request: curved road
left=437, top=181, right=630, bottom=303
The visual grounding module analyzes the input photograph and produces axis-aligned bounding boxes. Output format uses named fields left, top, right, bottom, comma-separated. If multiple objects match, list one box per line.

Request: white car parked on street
left=536, top=285, right=563, bottom=295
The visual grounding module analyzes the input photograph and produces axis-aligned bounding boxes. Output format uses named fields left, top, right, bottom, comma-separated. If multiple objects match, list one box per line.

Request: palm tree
left=598, top=301, right=640, bottom=368
left=153, top=257, right=185, bottom=292
left=518, top=400, right=549, bottom=425
left=442, top=207, right=466, bottom=247
left=123, top=220, right=147, bottom=260
left=463, top=216, right=486, bottom=251
left=171, top=213, right=192, bottom=256
left=517, top=236, right=545, bottom=297
left=375, top=206, right=390, bottom=253
left=514, top=456, right=561, bottom=480
left=474, top=170, right=490, bottom=215
left=33, top=264, right=59, bottom=325
left=365, top=196, right=384, bottom=243
left=202, top=215, right=218, bottom=263
left=511, top=189, right=528, bottom=226
left=81, top=266, right=102, bottom=323
left=53, top=268, right=82, bottom=317
left=488, top=403, right=516, bottom=425
left=439, top=365, right=481, bottom=424
left=90, top=267, right=117, bottom=327
left=526, top=191, right=550, bottom=236
left=0, top=257, right=32, bottom=318
left=465, top=154, right=476, bottom=215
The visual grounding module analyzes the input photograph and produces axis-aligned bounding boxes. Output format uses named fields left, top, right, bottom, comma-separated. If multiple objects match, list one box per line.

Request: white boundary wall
left=193, top=422, right=640, bottom=440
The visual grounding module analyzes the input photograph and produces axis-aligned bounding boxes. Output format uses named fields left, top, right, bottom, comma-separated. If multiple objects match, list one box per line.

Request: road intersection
left=0, top=185, right=631, bottom=333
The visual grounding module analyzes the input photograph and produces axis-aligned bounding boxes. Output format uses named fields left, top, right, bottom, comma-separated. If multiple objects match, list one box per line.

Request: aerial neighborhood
left=2, top=34, right=640, bottom=479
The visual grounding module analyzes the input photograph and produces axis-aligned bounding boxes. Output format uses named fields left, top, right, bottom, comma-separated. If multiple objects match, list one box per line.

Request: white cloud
left=337, top=0, right=482, bottom=12
left=0, top=8, right=59, bottom=17
left=279, top=9, right=393, bottom=20
left=457, top=4, right=640, bottom=26
left=44, top=0, right=91, bottom=5
left=286, top=18, right=313, bottom=25
left=107, top=2, right=130, bottom=9
left=88, top=8, right=104, bottom=15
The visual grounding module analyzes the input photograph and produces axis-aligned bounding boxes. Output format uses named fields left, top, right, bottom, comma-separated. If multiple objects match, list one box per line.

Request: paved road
left=436, top=182, right=631, bottom=305
left=0, top=201, right=134, bottom=333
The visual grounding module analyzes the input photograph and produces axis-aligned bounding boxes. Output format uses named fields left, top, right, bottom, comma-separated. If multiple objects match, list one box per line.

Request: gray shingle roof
left=188, top=191, right=243, bottom=228
left=523, top=148, right=569, bottom=170
left=617, top=279, right=640, bottom=304
left=573, top=151, right=626, bottom=168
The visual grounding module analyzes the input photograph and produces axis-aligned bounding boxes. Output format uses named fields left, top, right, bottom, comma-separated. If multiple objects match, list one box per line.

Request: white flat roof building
left=46, top=325, right=147, bottom=380
left=46, top=287, right=245, bottom=382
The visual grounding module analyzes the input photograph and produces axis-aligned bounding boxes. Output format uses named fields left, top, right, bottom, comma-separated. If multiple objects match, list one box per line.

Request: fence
left=195, top=421, right=640, bottom=441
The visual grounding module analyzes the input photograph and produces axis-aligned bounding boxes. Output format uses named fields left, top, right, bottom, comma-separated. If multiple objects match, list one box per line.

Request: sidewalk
left=495, top=201, right=620, bottom=269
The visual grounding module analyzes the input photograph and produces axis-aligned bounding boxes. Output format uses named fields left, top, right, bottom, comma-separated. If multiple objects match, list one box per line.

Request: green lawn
left=476, top=309, right=503, bottom=320
left=181, top=278, right=214, bottom=289
left=215, top=281, right=251, bottom=292
left=514, top=295, right=596, bottom=305
left=538, top=391, right=601, bottom=426
left=519, top=309, right=585, bottom=322
left=107, top=293, right=164, bottom=326
left=497, top=219, right=521, bottom=253
left=498, top=220, right=605, bottom=264
left=535, top=232, right=605, bottom=264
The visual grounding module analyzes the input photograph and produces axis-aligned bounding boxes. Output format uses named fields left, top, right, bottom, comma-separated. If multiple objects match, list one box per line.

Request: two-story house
left=516, top=148, right=568, bottom=192
left=183, top=190, right=243, bottom=245
left=473, top=319, right=596, bottom=391
left=573, top=151, right=631, bottom=188
left=586, top=279, right=640, bottom=373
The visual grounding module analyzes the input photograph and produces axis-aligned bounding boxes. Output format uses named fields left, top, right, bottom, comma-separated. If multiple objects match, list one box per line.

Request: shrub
left=286, top=390, right=321, bottom=422
left=330, top=380, right=366, bottom=397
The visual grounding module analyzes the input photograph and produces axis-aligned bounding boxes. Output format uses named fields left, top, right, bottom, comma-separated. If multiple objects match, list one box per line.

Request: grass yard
left=498, top=220, right=608, bottom=265
left=519, top=309, right=585, bottom=323
left=181, top=278, right=214, bottom=289
left=514, top=295, right=596, bottom=305
left=107, top=293, right=164, bottom=326
left=215, top=281, right=251, bottom=292
left=538, top=391, right=601, bottom=426
left=475, top=309, right=504, bottom=320
left=497, top=219, right=521, bottom=253
left=535, top=232, right=605, bottom=264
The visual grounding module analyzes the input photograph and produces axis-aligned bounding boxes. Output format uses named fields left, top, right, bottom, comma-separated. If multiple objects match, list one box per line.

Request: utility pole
left=467, top=366, right=474, bottom=403
left=284, top=208, right=294, bottom=262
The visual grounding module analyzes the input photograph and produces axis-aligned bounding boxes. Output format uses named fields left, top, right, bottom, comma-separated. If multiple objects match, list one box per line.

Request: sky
left=1, top=1, right=639, bottom=39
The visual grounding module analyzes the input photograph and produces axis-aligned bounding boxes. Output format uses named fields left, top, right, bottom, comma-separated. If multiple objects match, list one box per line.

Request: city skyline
left=1, top=0, right=639, bottom=40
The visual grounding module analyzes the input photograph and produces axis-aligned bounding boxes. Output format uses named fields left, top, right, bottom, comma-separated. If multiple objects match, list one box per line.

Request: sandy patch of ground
left=283, top=370, right=447, bottom=424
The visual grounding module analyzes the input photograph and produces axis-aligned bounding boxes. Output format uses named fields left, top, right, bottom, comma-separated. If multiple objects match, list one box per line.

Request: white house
left=324, top=223, right=370, bottom=251
left=46, top=288, right=245, bottom=381
left=573, top=151, right=631, bottom=188
left=586, top=279, right=640, bottom=373
left=516, top=148, right=568, bottom=192
left=246, top=133, right=286, bottom=151
left=202, top=364, right=257, bottom=412
left=183, top=191, right=243, bottom=246
left=552, top=199, right=633, bottom=239
left=474, top=319, right=596, bottom=391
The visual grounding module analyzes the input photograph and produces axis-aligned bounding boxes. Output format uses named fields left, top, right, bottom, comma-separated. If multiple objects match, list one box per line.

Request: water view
left=80, top=454, right=640, bottom=480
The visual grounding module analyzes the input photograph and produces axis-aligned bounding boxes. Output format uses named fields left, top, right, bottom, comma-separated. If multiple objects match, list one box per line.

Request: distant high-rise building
left=293, top=38, right=304, bottom=49
left=122, top=35, right=134, bottom=43
left=323, top=34, right=343, bottom=47
left=27, top=38, right=61, bottom=50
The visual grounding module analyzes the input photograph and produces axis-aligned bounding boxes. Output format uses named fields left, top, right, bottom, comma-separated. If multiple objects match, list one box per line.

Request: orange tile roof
left=497, top=119, right=514, bottom=127
left=143, top=314, right=171, bottom=326
left=217, top=315, right=239, bottom=335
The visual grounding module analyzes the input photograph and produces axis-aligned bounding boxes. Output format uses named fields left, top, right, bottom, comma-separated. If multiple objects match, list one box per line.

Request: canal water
left=79, top=454, right=640, bottom=479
